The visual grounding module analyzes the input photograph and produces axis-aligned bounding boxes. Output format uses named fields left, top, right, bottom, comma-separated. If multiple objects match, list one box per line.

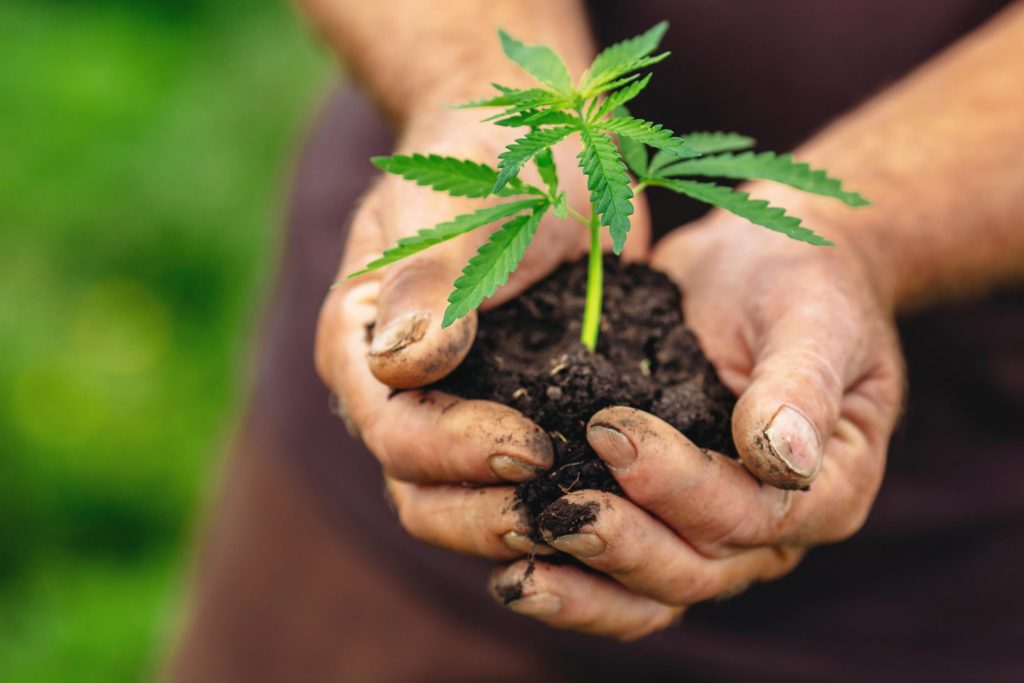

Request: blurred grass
left=0, top=0, right=331, bottom=679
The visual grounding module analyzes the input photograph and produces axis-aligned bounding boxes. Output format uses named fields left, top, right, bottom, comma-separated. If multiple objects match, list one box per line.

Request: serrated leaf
left=347, top=199, right=544, bottom=277
left=493, top=109, right=579, bottom=128
left=443, top=205, right=546, bottom=326
left=652, top=179, right=834, bottom=246
left=494, top=126, right=577, bottom=192
left=654, top=151, right=870, bottom=206
left=498, top=29, right=574, bottom=94
left=534, top=147, right=559, bottom=195
left=481, top=93, right=569, bottom=121
left=583, top=21, right=668, bottom=90
left=598, top=115, right=699, bottom=158
left=677, top=131, right=757, bottom=154
left=618, top=134, right=648, bottom=177
left=595, top=73, right=652, bottom=120
left=579, top=127, right=634, bottom=253
left=453, top=86, right=553, bottom=109
left=582, top=53, right=669, bottom=96
left=371, top=154, right=532, bottom=198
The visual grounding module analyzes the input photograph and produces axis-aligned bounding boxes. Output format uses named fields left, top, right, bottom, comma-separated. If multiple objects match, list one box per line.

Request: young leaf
left=371, top=154, right=533, bottom=198
left=443, top=205, right=546, bottom=326
left=598, top=115, right=699, bottom=158
left=677, top=131, right=757, bottom=154
left=618, top=133, right=649, bottom=177
left=498, top=29, right=574, bottom=95
left=653, top=151, right=870, bottom=206
left=347, top=199, right=544, bottom=278
left=552, top=191, right=568, bottom=218
left=651, top=178, right=834, bottom=246
left=534, top=147, right=559, bottom=195
left=579, top=127, right=634, bottom=253
left=494, top=125, right=578, bottom=192
left=583, top=21, right=668, bottom=90
left=454, top=86, right=553, bottom=109
left=493, top=109, right=579, bottom=128
left=594, top=73, right=652, bottom=120
left=481, top=94, right=569, bottom=121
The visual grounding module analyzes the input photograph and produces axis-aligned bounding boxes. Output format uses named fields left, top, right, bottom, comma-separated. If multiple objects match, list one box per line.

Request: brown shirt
left=255, top=1, right=1023, bottom=679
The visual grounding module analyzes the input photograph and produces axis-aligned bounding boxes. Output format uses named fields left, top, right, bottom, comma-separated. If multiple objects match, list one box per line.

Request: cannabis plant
left=347, top=22, right=867, bottom=351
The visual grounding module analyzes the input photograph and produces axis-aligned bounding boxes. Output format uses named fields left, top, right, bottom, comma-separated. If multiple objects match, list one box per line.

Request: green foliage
left=357, top=21, right=867, bottom=333
left=494, top=125, right=577, bottom=192
left=579, top=127, right=634, bottom=254
left=348, top=200, right=545, bottom=278
left=650, top=178, right=835, bottom=245
left=499, top=29, right=574, bottom=95
left=443, top=205, right=546, bottom=326
left=655, top=151, right=870, bottom=206
left=371, top=154, right=534, bottom=198
left=598, top=115, right=698, bottom=158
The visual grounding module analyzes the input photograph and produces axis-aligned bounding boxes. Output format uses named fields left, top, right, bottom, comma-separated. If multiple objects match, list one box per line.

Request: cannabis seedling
left=346, top=22, right=867, bottom=351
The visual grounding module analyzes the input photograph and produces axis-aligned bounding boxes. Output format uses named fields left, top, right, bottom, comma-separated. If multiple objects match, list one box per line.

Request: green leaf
left=454, top=86, right=553, bottom=109
left=494, top=126, right=577, bottom=192
left=583, top=21, right=668, bottom=90
left=618, top=134, right=648, bottom=177
left=534, top=147, right=559, bottom=195
left=552, top=191, right=568, bottom=218
left=654, top=151, right=870, bottom=206
left=651, top=179, right=834, bottom=246
left=677, top=131, right=757, bottom=154
left=481, top=94, right=569, bottom=121
left=579, top=127, right=634, bottom=254
left=371, top=154, right=532, bottom=198
left=443, top=205, right=546, bottom=326
left=493, top=109, right=579, bottom=128
left=347, top=199, right=545, bottom=277
left=598, top=115, right=699, bottom=158
left=498, top=29, right=574, bottom=94
left=594, top=73, right=652, bottom=120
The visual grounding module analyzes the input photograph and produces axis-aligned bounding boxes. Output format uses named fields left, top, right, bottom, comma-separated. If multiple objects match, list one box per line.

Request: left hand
left=487, top=207, right=905, bottom=640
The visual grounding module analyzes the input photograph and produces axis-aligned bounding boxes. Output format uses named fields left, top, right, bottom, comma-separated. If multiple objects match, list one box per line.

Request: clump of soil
left=434, top=256, right=735, bottom=543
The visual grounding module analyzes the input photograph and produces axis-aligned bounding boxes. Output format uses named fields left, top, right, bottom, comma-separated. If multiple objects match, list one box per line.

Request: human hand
left=487, top=199, right=904, bottom=639
left=315, top=108, right=650, bottom=556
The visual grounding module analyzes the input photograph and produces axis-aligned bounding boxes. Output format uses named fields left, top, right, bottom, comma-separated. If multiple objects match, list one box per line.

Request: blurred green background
left=0, top=0, right=331, bottom=679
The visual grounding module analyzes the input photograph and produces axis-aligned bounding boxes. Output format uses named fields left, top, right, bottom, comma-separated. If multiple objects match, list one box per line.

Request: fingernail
left=489, top=455, right=543, bottom=482
left=547, top=532, right=607, bottom=559
left=587, top=424, right=637, bottom=469
left=506, top=593, right=562, bottom=617
left=368, top=311, right=430, bottom=355
left=764, top=405, right=822, bottom=478
left=502, top=531, right=556, bottom=556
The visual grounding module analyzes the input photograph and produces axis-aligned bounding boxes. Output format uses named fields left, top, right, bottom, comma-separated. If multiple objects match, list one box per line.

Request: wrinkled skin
left=315, top=125, right=904, bottom=639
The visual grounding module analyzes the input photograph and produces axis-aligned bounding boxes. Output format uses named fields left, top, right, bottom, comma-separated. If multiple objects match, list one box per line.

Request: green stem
left=580, top=213, right=603, bottom=352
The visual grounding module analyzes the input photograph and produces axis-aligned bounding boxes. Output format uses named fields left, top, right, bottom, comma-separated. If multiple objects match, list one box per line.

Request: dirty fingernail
left=368, top=311, right=430, bottom=355
left=587, top=424, right=637, bottom=468
left=502, top=531, right=556, bottom=556
left=764, top=405, right=822, bottom=478
left=489, top=454, right=543, bottom=482
left=547, top=532, right=607, bottom=559
left=506, top=593, right=562, bottom=617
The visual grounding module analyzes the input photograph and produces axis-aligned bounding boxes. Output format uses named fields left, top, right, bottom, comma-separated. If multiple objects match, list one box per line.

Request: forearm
left=294, top=0, right=594, bottom=128
left=760, top=1, right=1024, bottom=312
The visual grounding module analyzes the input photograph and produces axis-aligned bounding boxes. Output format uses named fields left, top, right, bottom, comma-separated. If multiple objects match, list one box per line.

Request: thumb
left=732, top=313, right=849, bottom=490
left=368, top=250, right=477, bottom=389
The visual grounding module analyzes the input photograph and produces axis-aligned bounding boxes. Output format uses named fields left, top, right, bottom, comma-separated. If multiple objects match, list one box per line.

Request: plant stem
left=580, top=212, right=603, bottom=352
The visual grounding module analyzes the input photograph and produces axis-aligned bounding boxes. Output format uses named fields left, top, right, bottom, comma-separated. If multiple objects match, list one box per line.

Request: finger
left=387, top=479, right=554, bottom=559
left=317, top=271, right=553, bottom=485
left=489, top=560, right=681, bottom=641
left=587, top=407, right=791, bottom=555
left=535, top=491, right=799, bottom=605
left=732, top=297, right=867, bottom=489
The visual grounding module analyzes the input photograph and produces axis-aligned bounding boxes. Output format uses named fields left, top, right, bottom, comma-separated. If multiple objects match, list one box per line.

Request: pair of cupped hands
left=315, top=113, right=905, bottom=640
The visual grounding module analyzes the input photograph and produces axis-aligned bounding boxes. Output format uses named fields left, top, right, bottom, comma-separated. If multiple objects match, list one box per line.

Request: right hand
left=315, top=108, right=650, bottom=557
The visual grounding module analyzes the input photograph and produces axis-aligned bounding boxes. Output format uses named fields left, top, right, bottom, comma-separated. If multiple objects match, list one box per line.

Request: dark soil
left=433, top=256, right=735, bottom=543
